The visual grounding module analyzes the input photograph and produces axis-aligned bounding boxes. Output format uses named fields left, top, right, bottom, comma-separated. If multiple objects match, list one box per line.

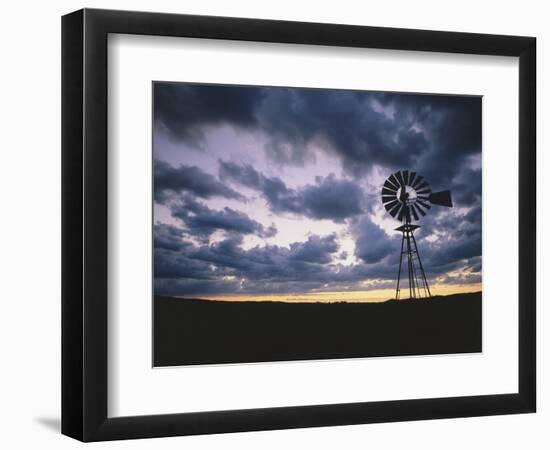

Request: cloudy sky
left=153, top=82, right=482, bottom=302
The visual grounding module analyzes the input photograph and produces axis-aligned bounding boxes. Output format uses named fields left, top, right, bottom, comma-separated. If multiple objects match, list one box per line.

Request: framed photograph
left=62, top=8, right=536, bottom=441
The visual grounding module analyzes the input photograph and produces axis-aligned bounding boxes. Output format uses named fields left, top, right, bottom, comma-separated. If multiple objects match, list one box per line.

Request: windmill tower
left=381, top=170, right=453, bottom=300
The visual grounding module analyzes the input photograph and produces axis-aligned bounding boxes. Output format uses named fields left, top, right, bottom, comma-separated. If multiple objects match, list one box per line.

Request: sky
left=153, top=82, right=482, bottom=302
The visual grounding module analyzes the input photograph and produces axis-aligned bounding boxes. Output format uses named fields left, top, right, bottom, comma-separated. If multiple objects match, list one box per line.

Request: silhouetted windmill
left=381, top=170, right=453, bottom=300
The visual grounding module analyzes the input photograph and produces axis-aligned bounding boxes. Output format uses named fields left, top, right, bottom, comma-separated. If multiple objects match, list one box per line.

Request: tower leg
left=395, top=233, right=405, bottom=300
left=405, top=231, right=414, bottom=299
left=410, top=232, right=431, bottom=297
left=410, top=231, right=422, bottom=298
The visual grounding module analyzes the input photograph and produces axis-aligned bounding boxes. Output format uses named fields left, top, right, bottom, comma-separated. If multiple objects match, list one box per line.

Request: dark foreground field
left=154, top=292, right=481, bottom=366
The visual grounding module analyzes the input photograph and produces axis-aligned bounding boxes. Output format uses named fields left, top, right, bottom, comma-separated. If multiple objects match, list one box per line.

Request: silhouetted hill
left=154, top=292, right=481, bottom=366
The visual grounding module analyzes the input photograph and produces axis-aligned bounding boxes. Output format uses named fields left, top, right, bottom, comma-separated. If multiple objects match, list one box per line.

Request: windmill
left=381, top=170, right=453, bottom=300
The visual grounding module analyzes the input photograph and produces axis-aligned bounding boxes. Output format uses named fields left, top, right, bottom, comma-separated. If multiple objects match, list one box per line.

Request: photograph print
left=153, top=82, right=482, bottom=367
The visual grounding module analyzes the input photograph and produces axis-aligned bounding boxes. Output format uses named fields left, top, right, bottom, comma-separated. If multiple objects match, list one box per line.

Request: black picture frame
left=62, top=8, right=536, bottom=442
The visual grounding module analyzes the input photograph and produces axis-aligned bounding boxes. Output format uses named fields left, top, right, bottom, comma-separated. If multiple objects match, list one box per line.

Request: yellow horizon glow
left=185, top=283, right=481, bottom=304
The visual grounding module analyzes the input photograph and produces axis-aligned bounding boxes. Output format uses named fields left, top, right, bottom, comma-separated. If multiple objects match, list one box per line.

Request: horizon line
left=158, top=285, right=482, bottom=304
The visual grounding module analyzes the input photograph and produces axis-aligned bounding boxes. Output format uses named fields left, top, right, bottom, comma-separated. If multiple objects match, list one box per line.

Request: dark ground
left=154, top=292, right=481, bottom=367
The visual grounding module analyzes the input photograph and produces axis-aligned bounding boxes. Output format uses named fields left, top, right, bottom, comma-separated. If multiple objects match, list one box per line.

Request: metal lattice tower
left=381, top=170, right=453, bottom=300
left=395, top=222, right=430, bottom=300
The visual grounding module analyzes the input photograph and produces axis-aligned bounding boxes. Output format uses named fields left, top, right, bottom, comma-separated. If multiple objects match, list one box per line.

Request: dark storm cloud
left=288, top=234, right=339, bottom=264
left=153, top=201, right=482, bottom=297
left=301, top=175, right=365, bottom=221
left=465, top=204, right=481, bottom=224
left=154, top=83, right=265, bottom=146
left=411, top=205, right=481, bottom=278
left=172, top=238, right=413, bottom=291
left=366, top=93, right=481, bottom=187
left=189, top=234, right=339, bottom=274
left=424, top=225, right=481, bottom=269
left=169, top=195, right=277, bottom=239
left=153, top=225, right=220, bottom=279
left=154, top=221, right=408, bottom=297
left=256, top=89, right=430, bottom=171
left=155, top=83, right=482, bottom=225
left=155, top=278, right=242, bottom=297
left=154, top=223, right=193, bottom=251
left=219, top=160, right=364, bottom=221
left=155, top=85, right=480, bottom=202
left=153, top=221, right=480, bottom=297
left=351, top=216, right=399, bottom=264
left=155, top=248, right=215, bottom=280
left=154, top=228, right=350, bottom=296
left=349, top=210, right=481, bottom=282
left=156, top=85, right=434, bottom=172
left=466, top=256, right=482, bottom=274
left=451, top=167, right=482, bottom=207
left=155, top=160, right=243, bottom=203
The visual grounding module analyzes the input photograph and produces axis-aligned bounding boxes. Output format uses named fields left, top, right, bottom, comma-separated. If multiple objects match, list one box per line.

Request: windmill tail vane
left=381, top=170, right=453, bottom=300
